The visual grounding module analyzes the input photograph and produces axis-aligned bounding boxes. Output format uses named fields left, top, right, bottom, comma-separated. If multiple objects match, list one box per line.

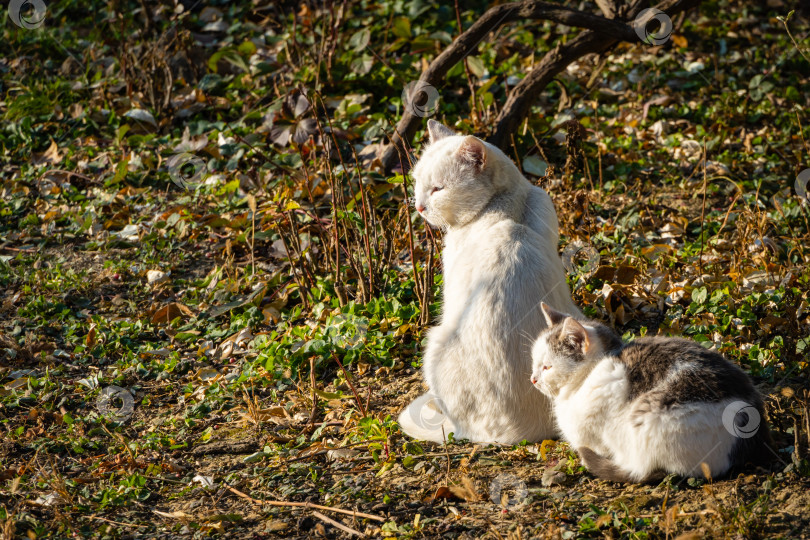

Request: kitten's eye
left=543, top=365, right=550, bottom=370
left=430, top=186, right=443, bottom=195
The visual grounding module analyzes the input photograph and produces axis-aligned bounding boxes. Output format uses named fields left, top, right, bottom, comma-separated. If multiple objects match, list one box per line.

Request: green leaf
left=348, top=29, right=371, bottom=52
left=166, top=213, right=181, bottom=227
left=243, top=451, right=267, bottom=463
left=209, top=48, right=249, bottom=74
left=115, top=125, right=130, bottom=145
left=108, top=155, right=130, bottom=186
left=350, top=54, right=374, bottom=75
left=392, top=17, right=411, bottom=39
left=217, top=178, right=241, bottom=195
left=466, top=56, right=485, bottom=78
left=238, top=40, right=257, bottom=57
left=429, top=31, right=453, bottom=44
left=376, top=461, right=394, bottom=476
left=315, top=389, right=348, bottom=400
left=476, top=77, right=497, bottom=96
left=523, top=155, right=548, bottom=177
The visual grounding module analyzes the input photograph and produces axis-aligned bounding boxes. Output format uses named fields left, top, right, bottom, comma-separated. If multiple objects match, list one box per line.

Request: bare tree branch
left=488, top=0, right=701, bottom=149
left=379, top=0, right=643, bottom=170
left=380, top=0, right=702, bottom=172
left=487, top=29, right=615, bottom=150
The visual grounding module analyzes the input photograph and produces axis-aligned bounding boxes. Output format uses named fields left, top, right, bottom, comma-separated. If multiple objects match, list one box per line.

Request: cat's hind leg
left=578, top=447, right=665, bottom=484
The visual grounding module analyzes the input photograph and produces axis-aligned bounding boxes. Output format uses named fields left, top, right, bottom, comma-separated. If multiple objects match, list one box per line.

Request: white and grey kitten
left=531, top=303, right=771, bottom=482
left=397, top=120, right=581, bottom=444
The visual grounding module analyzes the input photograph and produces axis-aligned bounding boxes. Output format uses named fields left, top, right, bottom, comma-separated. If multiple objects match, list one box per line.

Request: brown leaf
left=262, top=306, right=280, bottom=324
left=150, top=303, right=194, bottom=325
left=641, top=244, right=672, bottom=261
left=674, top=533, right=702, bottom=540
left=32, top=139, right=62, bottom=166
left=154, top=509, right=194, bottom=522
left=296, top=442, right=327, bottom=459
left=615, top=265, right=640, bottom=285
left=671, top=34, right=688, bottom=48
left=614, top=304, right=628, bottom=325
left=665, top=504, right=679, bottom=529
left=85, top=324, right=97, bottom=348
left=428, top=478, right=479, bottom=503
left=759, top=315, right=788, bottom=333
left=592, top=266, right=616, bottom=281
left=539, top=439, right=556, bottom=461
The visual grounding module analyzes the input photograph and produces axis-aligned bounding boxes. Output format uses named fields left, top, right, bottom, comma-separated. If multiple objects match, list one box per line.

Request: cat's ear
left=427, top=120, right=455, bottom=143
left=541, top=302, right=567, bottom=327
left=562, top=317, right=590, bottom=355
left=458, top=136, right=487, bottom=170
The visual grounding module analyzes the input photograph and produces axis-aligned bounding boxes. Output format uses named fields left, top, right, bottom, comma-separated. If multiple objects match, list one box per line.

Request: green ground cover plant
left=0, top=0, right=809, bottom=537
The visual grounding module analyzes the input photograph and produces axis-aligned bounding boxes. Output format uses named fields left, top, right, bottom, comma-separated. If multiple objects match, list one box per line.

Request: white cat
left=531, top=303, right=771, bottom=482
left=397, top=120, right=581, bottom=444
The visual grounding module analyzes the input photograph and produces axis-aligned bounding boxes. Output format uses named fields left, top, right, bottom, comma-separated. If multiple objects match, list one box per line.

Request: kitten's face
left=530, top=303, right=620, bottom=397
left=411, top=120, right=497, bottom=228
left=531, top=319, right=589, bottom=397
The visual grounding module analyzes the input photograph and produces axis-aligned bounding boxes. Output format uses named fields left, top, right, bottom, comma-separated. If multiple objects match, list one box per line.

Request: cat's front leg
left=419, top=324, right=452, bottom=392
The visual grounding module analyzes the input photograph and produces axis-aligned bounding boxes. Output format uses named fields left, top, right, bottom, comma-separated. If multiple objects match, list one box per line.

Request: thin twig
left=779, top=16, right=810, bottom=64
left=443, top=425, right=452, bottom=484
left=226, top=486, right=385, bottom=522
left=84, top=516, right=148, bottom=528
left=305, top=356, right=318, bottom=431
left=636, top=508, right=717, bottom=519
left=332, top=353, right=367, bottom=417
left=698, top=139, right=708, bottom=275
left=249, top=195, right=256, bottom=277
left=310, top=91, right=350, bottom=302
left=421, top=234, right=435, bottom=325
left=0, top=246, right=37, bottom=253
left=346, top=141, right=376, bottom=299
left=454, top=0, right=480, bottom=125
left=283, top=442, right=370, bottom=463
left=386, top=126, right=424, bottom=316
left=312, top=511, right=366, bottom=538
left=40, top=169, right=96, bottom=183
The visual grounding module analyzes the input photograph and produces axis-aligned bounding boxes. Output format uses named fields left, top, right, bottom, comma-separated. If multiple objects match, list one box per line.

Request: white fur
left=398, top=121, right=581, bottom=444
left=531, top=333, right=741, bottom=481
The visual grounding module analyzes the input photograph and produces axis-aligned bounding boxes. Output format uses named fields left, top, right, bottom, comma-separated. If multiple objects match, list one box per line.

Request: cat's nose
left=530, top=376, right=537, bottom=384
left=416, top=204, right=425, bottom=213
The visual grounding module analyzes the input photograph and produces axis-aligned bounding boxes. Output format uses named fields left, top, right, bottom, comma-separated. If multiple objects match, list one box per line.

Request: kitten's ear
left=562, top=318, right=590, bottom=355
left=427, top=120, right=455, bottom=143
left=541, top=302, right=567, bottom=327
left=458, top=136, right=487, bottom=170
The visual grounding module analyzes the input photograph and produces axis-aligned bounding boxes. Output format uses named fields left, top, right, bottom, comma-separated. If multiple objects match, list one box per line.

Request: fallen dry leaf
left=150, top=302, right=194, bottom=325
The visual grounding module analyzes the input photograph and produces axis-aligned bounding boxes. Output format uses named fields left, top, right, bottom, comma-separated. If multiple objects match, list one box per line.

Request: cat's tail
left=398, top=393, right=458, bottom=443
left=578, top=447, right=665, bottom=484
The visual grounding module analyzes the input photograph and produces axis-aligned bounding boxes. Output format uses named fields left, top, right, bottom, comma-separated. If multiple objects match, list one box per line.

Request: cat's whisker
left=520, top=328, right=539, bottom=339
left=518, top=329, right=538, bottom=346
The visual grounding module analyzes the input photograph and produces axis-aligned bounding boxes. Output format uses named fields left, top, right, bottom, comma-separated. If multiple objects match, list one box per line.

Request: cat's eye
left=543, top=365, right=550, bottom=370
left=430, top=186, right=443, bottom=195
